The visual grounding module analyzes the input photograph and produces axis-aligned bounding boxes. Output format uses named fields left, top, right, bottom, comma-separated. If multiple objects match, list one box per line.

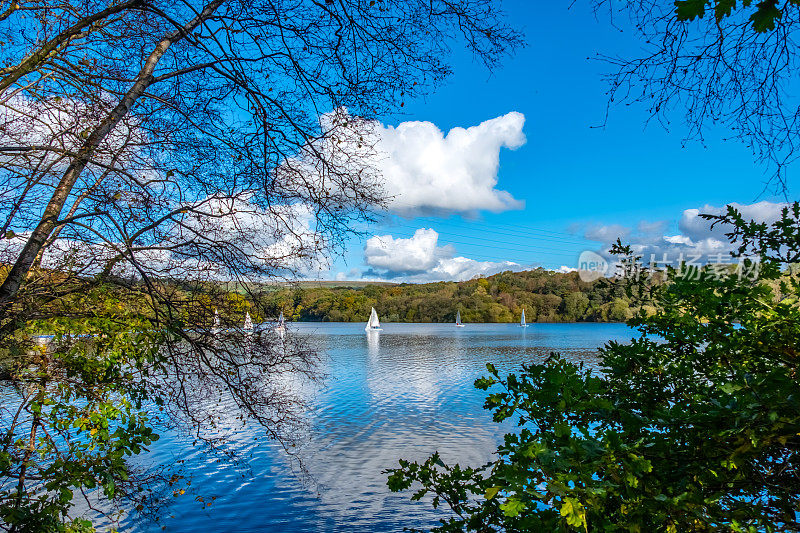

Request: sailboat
left=455, top=310, right=465, bottom=328
left=243, top=311, right=253, bottom=331
left=213, top=308, right=221, bottom=331
left=365, top=307, right=382, bottom=331
left=519, top=308, right=529, bottom=328
left=275, top=311, right=286, bottom=331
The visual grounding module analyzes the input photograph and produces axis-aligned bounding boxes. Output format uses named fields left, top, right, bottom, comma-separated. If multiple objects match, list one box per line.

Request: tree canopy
left=259, top=269, right=638, bottom=324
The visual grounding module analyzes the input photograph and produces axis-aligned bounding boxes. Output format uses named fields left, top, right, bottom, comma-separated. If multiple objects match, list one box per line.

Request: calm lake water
left=128, top=322, right=636, bottom=532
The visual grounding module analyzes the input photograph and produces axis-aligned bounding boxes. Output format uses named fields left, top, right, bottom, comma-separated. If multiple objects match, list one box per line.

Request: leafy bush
left=388, top=203, right=800, bottom=532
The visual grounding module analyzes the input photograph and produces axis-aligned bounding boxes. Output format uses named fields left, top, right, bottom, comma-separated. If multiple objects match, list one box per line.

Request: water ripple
left=122, top=322, right=634, bottom=532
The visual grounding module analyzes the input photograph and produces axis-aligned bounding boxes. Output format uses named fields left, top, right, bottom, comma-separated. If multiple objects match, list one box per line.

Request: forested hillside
left=259, top=269, right=638, bottom=323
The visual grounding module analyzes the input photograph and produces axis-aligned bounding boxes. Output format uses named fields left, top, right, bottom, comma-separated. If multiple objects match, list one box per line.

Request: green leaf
left=715, top=0, right=737, bottom=20
left=750, top=0, right=781, bottom=31
left=719, top=382, right=743, bottom=393
left=554, top=420, right=571, bottom=438
left=485, top=486, right=502, bottom=500
left=675, top=0, right=707, bottom=21
left=560, top=498, right=587, bottom=529
left=500, top=497, right=527, bottom=517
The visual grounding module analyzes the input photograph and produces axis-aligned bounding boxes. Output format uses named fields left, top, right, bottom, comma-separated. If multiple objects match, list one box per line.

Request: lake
left=128, top=322, right=636, bottom=532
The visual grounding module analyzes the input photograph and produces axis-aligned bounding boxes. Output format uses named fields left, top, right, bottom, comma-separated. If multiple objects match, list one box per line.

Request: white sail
left=455, top=310, right=465, bottom=327
left=214, top=309, right=220, bottom=328
left=365, top=307, right=381, bottom=330
left=274, top=310, right=286, bottom=337
left=243, top=311, right=253, bottom=330
left=520, top=308, right=528, bottom=327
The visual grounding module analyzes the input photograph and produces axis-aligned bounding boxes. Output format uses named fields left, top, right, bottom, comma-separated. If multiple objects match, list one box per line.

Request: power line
left=396, top=225, right=587, bottom=251
left=412, top=215, right=589, bottom=241
left=385, top=219, right=592, bottom=247
left=366, top=235, right=583, bottom=261
left=375, top=223, right=592, bottom=255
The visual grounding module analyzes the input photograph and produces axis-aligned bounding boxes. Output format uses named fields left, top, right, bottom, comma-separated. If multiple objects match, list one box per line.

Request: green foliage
left=675, top=0, right=706, bottom=21
left=0, top=285, right=173, bottom=530
left=260, top=270, right=636, bottom=324
left=561, top=292, right=590, bottom=321
left=673, top=0, right=796, bottom=32
left=0, top=274, right=317, bottom=529
left=387, top=203, right=800, bottom=531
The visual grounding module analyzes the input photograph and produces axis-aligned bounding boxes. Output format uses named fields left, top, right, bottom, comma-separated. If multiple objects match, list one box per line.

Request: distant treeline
left=259, top=269, right=642, bottom=323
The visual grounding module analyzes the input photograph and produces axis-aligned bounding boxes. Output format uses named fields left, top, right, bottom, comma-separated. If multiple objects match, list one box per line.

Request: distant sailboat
left=365, top=307, right=382, bottom=331
left=214, top=309, right=220, bottom=328
left=243, top=311, right=253, bottom=331
left=520, top=308, right=529, bottom=328
left=272, top=310, right=286, bottom=338
left=455, top=310, right=465, bottom=328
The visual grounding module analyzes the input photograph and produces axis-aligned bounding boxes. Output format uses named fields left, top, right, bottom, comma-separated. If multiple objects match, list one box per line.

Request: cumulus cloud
left=285, top=109, right=526, bottom=218
left=363, top=228, right=520, bottom=282
left=363, top=229, right=452, bottom=272
left=373, top=112, right=526, bottom=215
left=580, top=201, right=789, bottom=269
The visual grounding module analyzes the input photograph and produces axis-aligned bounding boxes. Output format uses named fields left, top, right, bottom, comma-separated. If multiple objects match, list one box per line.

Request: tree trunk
left=0, top=0, right=225, bottom=312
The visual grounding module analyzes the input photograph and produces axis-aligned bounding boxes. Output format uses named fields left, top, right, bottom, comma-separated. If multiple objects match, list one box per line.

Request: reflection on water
left=125, top=322, right=634, bottom=532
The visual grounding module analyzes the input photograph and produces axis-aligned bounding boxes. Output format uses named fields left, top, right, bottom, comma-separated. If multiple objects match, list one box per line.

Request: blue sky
left=324, top=1, right=790, bottom=282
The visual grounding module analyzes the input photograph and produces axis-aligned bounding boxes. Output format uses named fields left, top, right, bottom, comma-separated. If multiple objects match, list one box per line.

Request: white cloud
left=580, top=201, right=789, bottom=268
left=420, top=256, right=520, bottom=282
left=336, top=268, right=365, bottom=281
left=364, top=229, right=452, bottom=272
left=0, top=195, right=330, bottom=282
left=166, top=195, right=331, bottom=279
left=663, top=235, right=692, bottom=245
left=555, top=265, right=578, bottom=273
left=678, top=201, right=787, bottom=243
left=374, top=112, right=526, bottom=215
left=284, top=109, right=526, bottom=218
left=363, top=228, right=520, bottom=282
